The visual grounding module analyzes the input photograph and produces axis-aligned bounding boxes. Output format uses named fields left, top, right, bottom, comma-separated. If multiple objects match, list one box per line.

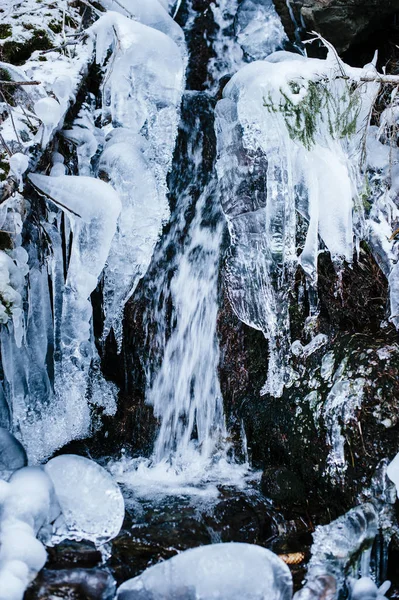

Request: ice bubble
left=8, top=153, right=29, bottom=191
left=45, top=455, right=125, bottom=545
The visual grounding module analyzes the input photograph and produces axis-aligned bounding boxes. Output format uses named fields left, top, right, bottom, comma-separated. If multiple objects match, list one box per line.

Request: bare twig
left=29, top=180, right=82, bottom=218
left=0, top=133, right=11, bottom=156
left=0, top=80, right=41, bottom=86
left=0, top=89, right=20, bottom=145
left=39, top=40, right=81, bottom=55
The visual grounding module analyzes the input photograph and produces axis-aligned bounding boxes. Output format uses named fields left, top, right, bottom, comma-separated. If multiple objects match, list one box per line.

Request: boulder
left=273, top=0, right=399, bottom=54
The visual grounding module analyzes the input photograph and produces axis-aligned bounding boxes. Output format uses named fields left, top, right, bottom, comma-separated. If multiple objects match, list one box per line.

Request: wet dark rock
left=273, top=0, right=399, bottom=57
left=46, top=541, right=103, bottom=570
left=25, top=568, right=116, bottom=600
left=218, top=242, right=399, bottom=519
left=261, top=468, right=306, bottom=509
left=108, top=488, right=309, bottom=586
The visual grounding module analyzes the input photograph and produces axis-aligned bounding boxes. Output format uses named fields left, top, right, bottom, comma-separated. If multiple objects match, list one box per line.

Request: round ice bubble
left=34, top=97, right=62, bottom=128
left=45, top=454, right=125, bottom=545
left=117, top=542, right=293, bottom=600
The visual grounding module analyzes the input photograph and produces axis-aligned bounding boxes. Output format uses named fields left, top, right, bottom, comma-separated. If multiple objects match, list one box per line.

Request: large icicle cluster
left=216, top=49, right=383, bottom=397
left=89, top=9, right=185, bottom=345
left=0, top=1, right=185, bottom=461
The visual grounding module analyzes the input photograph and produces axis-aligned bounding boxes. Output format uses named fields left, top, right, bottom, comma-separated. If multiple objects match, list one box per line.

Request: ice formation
left=6, top=173, right=121, bottom=461
left=216, top=49, right=381, bottom=396
left=387, top=452, right=399, bottom=495
left=0, top=467, right=57, bottom=600
left=294, top=504, right=378, bottom=599
left=235, top=0, right=287, bottom=61
left=348, top=577, right=391, bottom=600
left=117, top=543, right=293, bottom=600
left=98, top=0, right=185, bottom=49
left=0, top=0, right=185, bottom=465
left=0, top=248, right=28, bottom=341
left=45, top=454, right=125, bottom=545
left=8, top=154, right=29, bottom=192
left=89, top=10, right=185, bottom=346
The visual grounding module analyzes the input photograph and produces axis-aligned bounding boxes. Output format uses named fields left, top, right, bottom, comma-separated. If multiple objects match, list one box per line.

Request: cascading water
left=148, top=152, right=226, bottom=467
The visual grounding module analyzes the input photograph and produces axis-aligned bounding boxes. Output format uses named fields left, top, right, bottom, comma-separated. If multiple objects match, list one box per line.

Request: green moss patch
left=0, top=24, right=11, bottom=39
left=1, top=29, right=53, bottom=65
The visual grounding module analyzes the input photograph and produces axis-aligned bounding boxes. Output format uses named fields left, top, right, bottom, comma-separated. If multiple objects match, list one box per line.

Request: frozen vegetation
left=216, top=47, right=399, bottom=397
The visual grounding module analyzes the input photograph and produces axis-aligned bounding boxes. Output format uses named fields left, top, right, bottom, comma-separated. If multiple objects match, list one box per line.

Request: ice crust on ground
left=45, top=454, right=125, bottom=545
left=215, top=50, right=384, bottom=397
left=117, top=543, right=293, bottom=600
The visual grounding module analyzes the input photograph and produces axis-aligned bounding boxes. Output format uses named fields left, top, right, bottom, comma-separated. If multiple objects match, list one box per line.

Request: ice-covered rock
left=99, top=0, right=185, bottom=48
left=0, top=467, right=57, bottom=600
left=0, top=428, right=27, bottom=474
left=348, top=577, right=391, bottom=600
left=216, top=50, right=379, bottom=397
left=117, top=543, right=292, bottom=600
left=45, top=455, right=125, bottom=545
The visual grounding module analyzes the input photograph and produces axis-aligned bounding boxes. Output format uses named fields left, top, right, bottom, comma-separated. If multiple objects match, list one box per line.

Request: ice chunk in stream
left=0, top=427, right=27, bottom=474
left=117, top=543, right=292, bottom=600
left=45, top=455, right=125, bottom=544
